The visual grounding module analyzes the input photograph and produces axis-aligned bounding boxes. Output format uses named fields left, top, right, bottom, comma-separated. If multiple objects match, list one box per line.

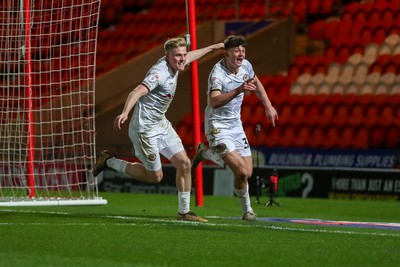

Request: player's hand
left=239, top=79, right=256, bottom=93
left=113, top=114, right=128, bottom=130
left=265, top=106, right=278, bottom=127
left=215, top=42, right=224, bottom=50
left=246, top=77, right=255, bottom=84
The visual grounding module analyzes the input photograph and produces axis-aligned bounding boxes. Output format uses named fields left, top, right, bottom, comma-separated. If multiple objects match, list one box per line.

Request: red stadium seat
left=385, top=126, right=400, bottom=148
left=176, top=122, right=193, bottom=147
left=366, top=9, right=381, bottom=29
left=343, top=1, right=361, bottom=14
left=336, top=21, right=353, bottom=46
left=278, top=103, right=293, bottom=126
left=321, top=126, right=339, bottom=149
left=352, top=126, right=369, bottom=149
left=292, top=1, right=308, bottom=23
left=373, top=26, right=387, bottom=45
left=263, top=126, right=281, bottom=147
left=277, top=126, right=296, bottom=147
left=353, top=9, right=367, bottom=24
left=291, top=105, right=307, bottom=126
left=308, top=0, right=321, bottom=14
left=388, top=0, right=400, bottom=12
left=323, top=19, right=340, bottom=41
left=292, top=126, right=310, bottom=148
left=394, top=105, right=400, bottom=127
left=239, top=2, right=266, bottom=19
left=288, top=64, right=302, bottom=82
left=309, top=20, right=326, bottom=40
left=317, top=103, right=335, bottom=127
left=241, top=103, right=253, bottom=125
left=337, top=127, right=355, bottom=149
left=347, top=104, right=363, bottom=127
left=359, top=1, right=374, bottom=14
left=370, top=126, right=385, bottom=148
left=340, top=10, right=353, bottom=23
left=362, top=105, right=379, bottom=127
left=373, top=0, right=390, bottom=12
left=331, top=104, right=348, bottom=127
left=307, top=126, right=324, bottom=148
left=244, top=123, right=257, bottom=146
left=321, top=0, right=333, bottom=14
left=242, top=92, right=259, bottom=107
left=248, top=104, right=266, bottom=126
left=381, top=8, right=395, bottom=29
left=359, top=26, right=374, bottom=46
left=380, top=105, right=395, bottom=128
left=306, top=104, right=320, bottom=126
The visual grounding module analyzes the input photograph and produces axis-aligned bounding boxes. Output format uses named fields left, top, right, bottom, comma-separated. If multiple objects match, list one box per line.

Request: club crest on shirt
left=148, top=75, right=158, bottom=82
left=148, top=154, right=156, bottom=161
left=164, top=92, right=174, bottom=99
left=243, top=74, right=249, bottom=81
left=210, top=77, right=219, bottom=87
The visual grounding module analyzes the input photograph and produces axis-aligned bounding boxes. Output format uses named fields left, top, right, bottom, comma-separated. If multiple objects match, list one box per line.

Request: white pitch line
left=1, top=209, right=399, bottom=238
left=0, top=222, right=136, bottom=226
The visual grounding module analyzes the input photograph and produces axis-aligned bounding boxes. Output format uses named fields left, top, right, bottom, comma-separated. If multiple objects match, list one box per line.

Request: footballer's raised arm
left=186, top=43, right=224, bottom=65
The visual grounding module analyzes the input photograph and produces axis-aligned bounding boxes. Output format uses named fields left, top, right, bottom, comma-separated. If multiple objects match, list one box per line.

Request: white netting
left=0, top=0, right=106, bottom=205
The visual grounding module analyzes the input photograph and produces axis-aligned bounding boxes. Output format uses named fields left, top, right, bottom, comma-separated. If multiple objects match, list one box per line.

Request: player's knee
left=236, top=165, right=250, bottom=182
left=247, top=169, right=253, bottom=178
left=148, top=171, right=163, bottom=183
left=176, top=156, right=191, bottom=173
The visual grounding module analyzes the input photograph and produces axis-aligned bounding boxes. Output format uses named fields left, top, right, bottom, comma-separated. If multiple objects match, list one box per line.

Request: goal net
left=0, top=0, right=106, bottom=206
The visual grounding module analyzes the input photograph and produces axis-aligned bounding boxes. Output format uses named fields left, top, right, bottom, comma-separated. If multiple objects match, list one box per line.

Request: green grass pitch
left=1, top=193, right=399, bottom=267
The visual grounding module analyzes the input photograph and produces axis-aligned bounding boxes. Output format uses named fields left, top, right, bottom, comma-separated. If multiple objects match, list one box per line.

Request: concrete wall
left=94, top=19, right=295, bottom=152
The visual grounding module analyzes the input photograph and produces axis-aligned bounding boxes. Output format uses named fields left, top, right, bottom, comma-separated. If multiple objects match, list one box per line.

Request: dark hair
left=224, top=35, right=247, bottom=49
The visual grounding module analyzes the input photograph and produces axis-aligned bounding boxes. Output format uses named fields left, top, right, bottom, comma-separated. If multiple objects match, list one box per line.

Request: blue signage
left=258, top=148, right=400, bottom=170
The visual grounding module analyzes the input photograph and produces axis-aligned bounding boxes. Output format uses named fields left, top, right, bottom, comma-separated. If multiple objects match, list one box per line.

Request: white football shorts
left=129, top=122, right=184, bottom=171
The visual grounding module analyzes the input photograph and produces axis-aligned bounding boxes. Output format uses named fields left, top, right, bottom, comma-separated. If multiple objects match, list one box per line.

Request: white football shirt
left=205, top=58, right=255, bottom=134
left=130, top=56, right=179, bottom=132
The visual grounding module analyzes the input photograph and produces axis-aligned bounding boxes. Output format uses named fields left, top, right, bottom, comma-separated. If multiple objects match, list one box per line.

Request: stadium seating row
left=94, top=0, right=343, bottom=72
left=177, top=118, right=400, bottom=150
left=176, top=0, right=400, bottom=150
left=343, top=0, right=400, bottom=14
left=256, top=124, right=399, bottom=149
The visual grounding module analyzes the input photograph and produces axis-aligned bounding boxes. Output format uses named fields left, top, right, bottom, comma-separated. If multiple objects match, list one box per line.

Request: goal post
left=0, top=0, right=106, bottom=206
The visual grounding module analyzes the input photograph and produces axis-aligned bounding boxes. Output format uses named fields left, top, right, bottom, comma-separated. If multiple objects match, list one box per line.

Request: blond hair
left=164, top=37, right=187, bottom=53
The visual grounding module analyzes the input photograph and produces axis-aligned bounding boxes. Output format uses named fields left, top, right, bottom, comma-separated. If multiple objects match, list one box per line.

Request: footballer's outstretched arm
left=113, top=84, right=148, bottom=130
left=186, top=43, right=224, bottom=65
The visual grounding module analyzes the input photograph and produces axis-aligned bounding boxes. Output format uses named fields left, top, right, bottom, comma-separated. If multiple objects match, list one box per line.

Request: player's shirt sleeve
left=208, top=66, right=224, bottom=93
left=244, top=60, right=255, bottom=80
left=209, top=76, right=223, bottom=92
left=141, top=61, right=168, bottom=91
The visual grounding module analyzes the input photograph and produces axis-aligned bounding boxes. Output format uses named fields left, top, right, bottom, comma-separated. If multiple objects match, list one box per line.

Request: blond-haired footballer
left=93, top=37, right=224, bottom=222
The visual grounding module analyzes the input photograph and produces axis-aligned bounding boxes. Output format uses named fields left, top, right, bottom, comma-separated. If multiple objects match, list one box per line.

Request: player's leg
left=160, top=126, right=207, bottom=222
left=93, top=151, right=163, bottom=183
left=166, top=149, right=192, bottom=192
left=224, top=153, right=255, bottom=220
left=241, top=155, right=256, bottom=220
left=92, top=131, right=164, bottom=183
left=218, top=134, right=256, bottom=220
left=126, top=129, right=164, bottom=183
left=243, top=154, right=254, bottom=178
left=169, top=149, right=192, bottom=213
left=224, top=150, right=249, bottom=189
left=192, top=142, right=225, bottom=168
